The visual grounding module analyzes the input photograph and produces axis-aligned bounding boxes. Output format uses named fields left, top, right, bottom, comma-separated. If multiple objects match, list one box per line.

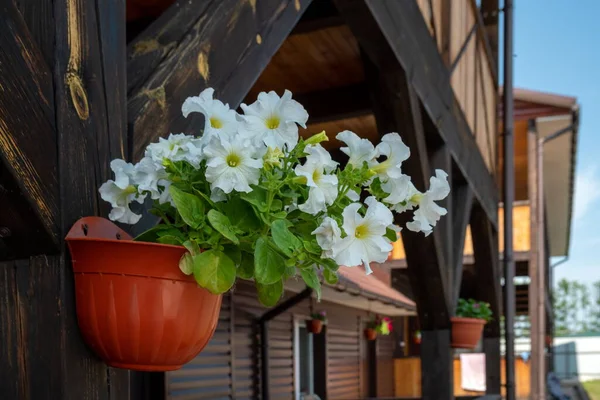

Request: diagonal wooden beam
left=333, top=0, right=499, bottom=228
left=128, top=0, right=313, bottom=161
left=0, top=1, right=59, bottom=259
left=451, top=183, right=474, bottom=308
left=364, top=55, right=449, bottom=331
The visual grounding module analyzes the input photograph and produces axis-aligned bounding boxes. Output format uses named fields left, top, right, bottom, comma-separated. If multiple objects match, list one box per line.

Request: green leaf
left=193, top=250, right=236, bottom=294
left=183, top=240, right=201, bottom=256
left=271, top=219, right=302, bottom=257
left=300, top=267, right=321, bottom=300
left=157, top=235, right=183, bottom=245
left=319, top=257, right=339, bottom=272
left=241, top=186, right=268, bottom=212
left=302, top=240, right=322, bottom=255
left=221, top=197, right=261, bottom=231
left=254, top=237, right=286, bottom=285
left=170, top=186, right=205, bottom=229
left=271, top=199, right=283, bottom=211
left=257, top=280, right=283, bottom=307
left=238, top=252, right=255, bottom=280
left=207, top=210, right=239, bottom=244
left=223, top=244, right=241, bottom=266
left=323, top=268, right=339, bottom=285
left=284, top=265, right=296, bottom=279
left=385, top=227, right=399, bottom=242
left=179, top=253, right=194, bottom=275
left=133, top=224, right=171, bottom=242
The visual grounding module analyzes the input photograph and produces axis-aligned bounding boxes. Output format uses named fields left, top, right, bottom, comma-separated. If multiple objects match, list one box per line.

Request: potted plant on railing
left=66, top=87, right=450, bottom=372
left=364, top=316, right=393, bottom=341
left=308, top=311, right=327, bottom=334
left=451, top=298, right=493, bottom=349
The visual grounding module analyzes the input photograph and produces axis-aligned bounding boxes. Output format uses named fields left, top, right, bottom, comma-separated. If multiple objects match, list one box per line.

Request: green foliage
left=456, top=298, right=493, bottom=322
left=553, top=278, right=600, bottom=335
left=134, top=134, right=391, bottom=307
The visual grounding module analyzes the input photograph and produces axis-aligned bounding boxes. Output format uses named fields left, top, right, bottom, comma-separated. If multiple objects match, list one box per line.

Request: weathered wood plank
left=0, top=2, right=60, bottom=259
left=334, top=0, right=499, bottom=228
left=421, top=329, right=453, bottom=399
left=128, top=0, right=313, bottom=161
left=52, top=0, right=129, bottom=397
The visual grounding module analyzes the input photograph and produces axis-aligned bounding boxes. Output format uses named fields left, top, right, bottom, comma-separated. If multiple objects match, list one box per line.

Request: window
left=294, top=320, right=315, bottom=400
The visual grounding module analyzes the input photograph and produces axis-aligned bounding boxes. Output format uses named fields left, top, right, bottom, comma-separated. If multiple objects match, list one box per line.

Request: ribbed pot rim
left=451, top=316, right=487, bottom=325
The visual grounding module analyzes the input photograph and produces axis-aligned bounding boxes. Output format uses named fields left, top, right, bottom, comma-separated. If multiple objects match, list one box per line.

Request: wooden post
left=528, top=120, right=546, bottom=400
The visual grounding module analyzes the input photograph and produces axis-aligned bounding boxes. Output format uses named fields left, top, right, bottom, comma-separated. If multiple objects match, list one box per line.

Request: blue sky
left=509, top=1, right=600, bottom=285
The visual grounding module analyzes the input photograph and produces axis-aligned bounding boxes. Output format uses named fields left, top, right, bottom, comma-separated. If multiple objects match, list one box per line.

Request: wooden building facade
left=0, top=0, right=502, bottom=399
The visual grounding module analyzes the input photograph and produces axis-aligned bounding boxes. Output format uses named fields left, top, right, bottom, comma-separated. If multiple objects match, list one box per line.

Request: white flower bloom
left=371, top=132, right=410, bottom=180
left=346, top=189, right=360, bottom=201
left=181, top=88, right=238, bottom=142
left=99, top=159, right=146, bottom=224
left=239, top=90, right=308, bottom=150
left=331, top=197, right=393, bottom=274
left=337, top=130, right=377, bottom=168
left=295, top=145, right=338, bottom=215
left=134, top=157, right=169, bottom=200
left=406, top=169, right=450, bottom=236
left=312, top=217, right=342, bottom=259
left=204, top=136, right=263, bottom=195
left=145, top=133, right=203, bottom=168
left=381, top=174, right=422, bottom=212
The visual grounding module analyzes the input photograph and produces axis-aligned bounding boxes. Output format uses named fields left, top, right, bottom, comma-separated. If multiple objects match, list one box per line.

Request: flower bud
left=304, top=130, right=329, bottom=145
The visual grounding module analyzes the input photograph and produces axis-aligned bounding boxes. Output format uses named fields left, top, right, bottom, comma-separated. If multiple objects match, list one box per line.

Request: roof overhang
left=284, top=267, right=416, bottom=317
left=537, top=113, right=579, bottom=257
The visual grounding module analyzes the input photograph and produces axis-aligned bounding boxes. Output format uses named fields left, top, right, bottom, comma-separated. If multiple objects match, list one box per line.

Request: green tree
left=590, top=281, right=600, bottom=332
left=554, top=278, right=571, bottom=335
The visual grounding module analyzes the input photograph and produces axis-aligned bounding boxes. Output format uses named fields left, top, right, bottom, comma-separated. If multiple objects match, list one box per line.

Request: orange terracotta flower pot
left=450, top=317, right=486, bottom=349
left=307, top=319, right=323, bottom=334
left=364, top=328, right=377, bottom=341
left=66, top=217, right=222, bottom=371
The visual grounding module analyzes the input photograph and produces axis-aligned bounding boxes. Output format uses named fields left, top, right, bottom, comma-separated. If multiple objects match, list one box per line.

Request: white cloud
left=574, top=165, right=600, bottom=220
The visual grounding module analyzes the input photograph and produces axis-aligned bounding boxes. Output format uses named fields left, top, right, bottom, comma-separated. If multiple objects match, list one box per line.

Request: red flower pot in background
left=450, top=317, right=486, bottom=349
left=66, top=217, right=222, bottom=371
left=307, top=319, right=323, bottom=334
left=364, top=328, right=377, bottom=341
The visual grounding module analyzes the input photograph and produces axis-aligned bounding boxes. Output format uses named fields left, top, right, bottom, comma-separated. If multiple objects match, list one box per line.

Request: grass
left=583, top=380, right=600, bottom=400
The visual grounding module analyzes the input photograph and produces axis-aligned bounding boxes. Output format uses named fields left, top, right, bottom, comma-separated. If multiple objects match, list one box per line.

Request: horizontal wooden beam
left=335, top=0, right=499, bottom=228
left=0, top=2, right=60, bottom=259
left=293, top=83, right=371, bottom=124
left=128, top=0, right=313, bottom=161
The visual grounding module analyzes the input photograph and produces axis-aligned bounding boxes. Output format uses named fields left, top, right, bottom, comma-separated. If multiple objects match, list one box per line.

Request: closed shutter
left=376, top=333, right=395, bottom=397
left=327, top=320, right=362, bottom=399
left=166, top=295, right=233, bottom=400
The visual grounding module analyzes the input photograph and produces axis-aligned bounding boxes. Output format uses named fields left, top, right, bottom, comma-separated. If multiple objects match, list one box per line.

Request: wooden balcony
left=417, top=0, right=498, bottom=174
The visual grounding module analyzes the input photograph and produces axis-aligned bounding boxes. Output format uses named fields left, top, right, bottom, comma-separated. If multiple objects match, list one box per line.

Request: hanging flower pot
left=413, top=330, right=422, bottom=345
left=66, top=217, right=222, bottom=371
left=364, top=328, right=377, bottom=341
left=451, top=299, right=493, bottom=349
left=307, top=311, right=327, bottom=334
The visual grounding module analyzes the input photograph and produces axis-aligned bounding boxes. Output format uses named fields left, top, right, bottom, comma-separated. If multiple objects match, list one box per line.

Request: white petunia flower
left=99, top=159, right=146, bottom=224
left=371, top=132, right=410, bottom=181
left=406, top=169, right=450, bottom=236
left=337, top=130, right=378, bottom=168
left=295, top=145, right=338, bottom=215
left=204, top=136, right=263, bottom=195
left=134, top=157, right=169, bottom=200
left=239, top=90, right=308, bottom=151
left=181, top=88, right=238, bottom=143
left=381, top=174, right=422, bottom=212
left=145, top=133, right=203, bottom=168
left=312, top=217, right=342, bottom=259
left=331, top=197, right=394, bottom=274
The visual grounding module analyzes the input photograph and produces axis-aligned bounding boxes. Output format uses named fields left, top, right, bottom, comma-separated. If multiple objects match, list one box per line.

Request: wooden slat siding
left=167, top=295, right=232, bottom=399
left=129, top=0, right=314, bottom=161
left=342, top=0, right=499, bottom=227
left=376, top=333, right=395, bottom=397
left=0, top=2, right=60, bottom=259
left=327, top=320, right=361, bottom=399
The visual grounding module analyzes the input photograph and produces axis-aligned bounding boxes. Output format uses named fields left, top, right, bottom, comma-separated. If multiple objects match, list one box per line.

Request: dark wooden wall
left=163, top=282, right=397, bottom=400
